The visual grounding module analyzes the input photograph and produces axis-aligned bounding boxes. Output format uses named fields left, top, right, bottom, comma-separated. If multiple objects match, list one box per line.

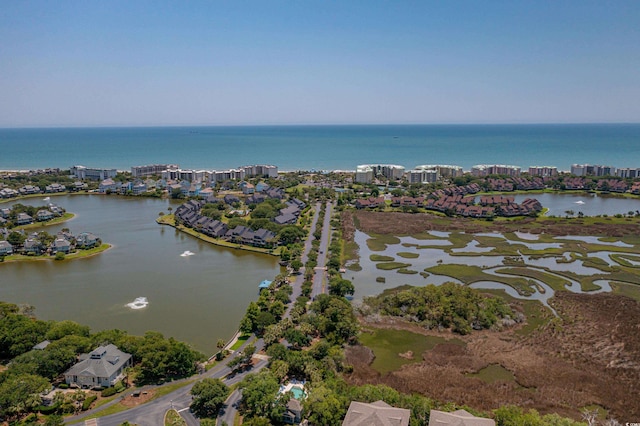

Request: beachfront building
left=407, top=168, right=438, bottom=184
left=471, top=164, right=521, bottom=177
left=355, top=164, right=405, bottom=183
left=161, top=168, right=207, bottom=183
left=131, top=164, right=179, bottom=178
left=528, top=166, right=558, bottom=177
left=571, top=164, right=616, bottom=177
left=241, top=164, right=279, bottom=178
left=414, top=164, right=464, bottom=179
left=70, top=166, right=117, bottom=181
left=616, top=167, right=640, bottom=178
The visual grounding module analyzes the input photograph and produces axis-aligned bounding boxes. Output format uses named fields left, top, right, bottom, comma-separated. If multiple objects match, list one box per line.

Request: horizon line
left=1, top=121, right=639, bottom=130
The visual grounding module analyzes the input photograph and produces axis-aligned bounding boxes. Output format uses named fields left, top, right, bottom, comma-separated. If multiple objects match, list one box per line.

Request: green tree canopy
left=190, top=378, right=230, bottom=418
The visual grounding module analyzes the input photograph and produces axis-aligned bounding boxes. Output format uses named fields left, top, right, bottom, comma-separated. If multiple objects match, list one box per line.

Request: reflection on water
left=0, top=195, right=280, bottom=354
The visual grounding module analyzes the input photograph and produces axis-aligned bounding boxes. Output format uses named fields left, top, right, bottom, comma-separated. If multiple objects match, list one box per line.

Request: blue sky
left=1, top=1, right=639, bottom=127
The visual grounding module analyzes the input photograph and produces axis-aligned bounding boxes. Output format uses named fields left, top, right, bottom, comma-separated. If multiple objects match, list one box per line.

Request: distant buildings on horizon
left=68, top=161, right=640, bottom=187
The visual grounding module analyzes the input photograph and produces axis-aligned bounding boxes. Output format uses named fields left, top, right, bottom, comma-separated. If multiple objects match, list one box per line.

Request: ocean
left=1, top=124, right=639, bottom=172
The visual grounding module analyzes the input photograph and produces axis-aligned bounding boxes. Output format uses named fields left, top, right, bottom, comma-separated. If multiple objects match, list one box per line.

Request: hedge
left=82, top=395, right=97, bottom=411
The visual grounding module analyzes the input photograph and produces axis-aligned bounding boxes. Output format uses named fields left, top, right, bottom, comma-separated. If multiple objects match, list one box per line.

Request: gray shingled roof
left=65, top=344, right=131, bottom=379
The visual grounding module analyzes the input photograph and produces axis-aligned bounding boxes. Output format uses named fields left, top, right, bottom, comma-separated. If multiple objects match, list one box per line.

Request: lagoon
left=0, top=195, right=280, bottom=355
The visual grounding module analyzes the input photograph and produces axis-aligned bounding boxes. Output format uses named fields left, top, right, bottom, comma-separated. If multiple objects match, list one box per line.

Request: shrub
left=58, top=383, right=69, bottom=389
left=101, top=387, right=117, bottom=397
left=54, top=251, right=65, bottom=261
left=114, top=380, right=125, bottom=392
left=38, top=403, right=61, bottom=414
left=82, top=395, right=97, bottom=411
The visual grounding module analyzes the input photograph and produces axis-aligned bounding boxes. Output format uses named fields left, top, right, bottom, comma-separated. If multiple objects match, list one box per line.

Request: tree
left=7, top=231, right=26, bottom=247
left=190, top=378, right=230, bottom=418
left=239, top=370, right=280, bottom=419
left=303, top=385, right=346, bottom=425
left=278, top=226, right=305, bottom=245
left=0, top=373, right=50, bottom=420
left=328, top=278, right=355, bottom=298
left=290, top=259, right=303, bottom=272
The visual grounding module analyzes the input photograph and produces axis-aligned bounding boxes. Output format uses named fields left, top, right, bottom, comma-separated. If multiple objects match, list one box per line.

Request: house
left=45, top=183, right=66, bottom=193
left=428, top=409, right=495, bottom=426
left=283, top=399, right=303, bottom=424
left=0, top=240, right=13, bottom=255
left=23, top=238, right=43, bottom=255
left=16, top=213, right=34, bottom=225
left=19, top=185, right=41, bottom=195
left=132, top=182, right=147, bottom=195
left=36, top=209, right=54, bottom=221
left=240, top=182, right=255, bottom=194
left=99, top=178, right=117, bottom=193
left=0, top=208, right=10, bottom=219
left=64, top=344, right=132, bottom=389
left=342, top=400, right=410, bottom=426
left=76, top=232, right=99, bottom=248
left=71, top=181, right=88, bottom=191
left=258, top=280, right=272, bottom=292
left=256, top=182, right=270, bottom=193
left=224, top=194, right=241, bottom=205
left=51, top=238, right=71, bottom=254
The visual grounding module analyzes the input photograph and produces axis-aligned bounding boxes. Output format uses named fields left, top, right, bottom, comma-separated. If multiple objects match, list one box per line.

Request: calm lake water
left=514, top=193, right=640, bottom=217
left=0, top=195, right=280, bottom=355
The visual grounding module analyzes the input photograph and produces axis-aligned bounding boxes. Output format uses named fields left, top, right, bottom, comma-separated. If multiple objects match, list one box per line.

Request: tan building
left=342, top=400, right=410, bottom=426
left=429, top=409, right=495, bottom=426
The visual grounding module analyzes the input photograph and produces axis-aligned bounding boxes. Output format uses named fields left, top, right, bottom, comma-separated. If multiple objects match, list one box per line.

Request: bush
left=58, top=383, right=69, bottom=389
left=38, top=403, right=61, bottom=414
left=114, top=380, right=126, bottom=392
left=54, top=251, right=65, bottom=261
left=101, top=387, right=117, bottom=397
left=82, top=395, right=97, bottom=411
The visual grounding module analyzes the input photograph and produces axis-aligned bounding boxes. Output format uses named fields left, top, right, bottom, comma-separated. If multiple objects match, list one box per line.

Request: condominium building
left=616, top=167, right=640, bottom=178
left=571, top=164, right=616, bottom=177
left=407, top=169, right=439, bottom=184
left=240, top=164, right=278, bottom=178
left=70, top=165, right=117, bottom=180
left=471, top=164, right=521, bottom=177
left=413, top=164, right=464, bottom=179
left=528, top=166, right=558, bottom=177
left=131, top=164, right=179, bottom=178
left=355, top=164, right=405, bottom=183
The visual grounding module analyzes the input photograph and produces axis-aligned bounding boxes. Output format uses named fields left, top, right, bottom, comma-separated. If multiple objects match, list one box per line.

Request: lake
left=513, top=192, right=640, bottom=217
left=0, top=195, right=281, bottom=355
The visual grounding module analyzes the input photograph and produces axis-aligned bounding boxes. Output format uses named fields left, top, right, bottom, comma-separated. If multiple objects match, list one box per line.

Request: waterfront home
left=36, top=209, right=54, bottom=221
left=76, top=232, right=100, bottom=248
left=0, top=188, right=19, bottom=198
left=51, top=238, right=71, bottom=254
left=45, top=183, right=66, bottom=193
left=18, top=185, right=41, bottom=195
left=64, top=344, right=132, bottom=389
left=132, top=182, right=147, bottom=195
left=0, top=240, right=13, bottom=255
left=0, top=217, right=6, bottom=226
left=0, top=208, right=11, bottom=219
left=98, top=178, right=117, bottom=193
left=16, top=212, right=34, bottom=225
left=23, top=238, right=43, bottom=255
left=71, top=181, right=88, bottom=191
left=342, top=400, right=410, bottom=426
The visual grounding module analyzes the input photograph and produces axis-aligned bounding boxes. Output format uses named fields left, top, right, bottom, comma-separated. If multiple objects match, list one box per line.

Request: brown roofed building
left=342, top=400, right=410, bottom=426
left=428, top=409, right=495, bottom=426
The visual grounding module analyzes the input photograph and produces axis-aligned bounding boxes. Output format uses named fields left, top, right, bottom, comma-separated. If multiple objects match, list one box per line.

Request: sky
left=1, top=1, right=639, bottom=127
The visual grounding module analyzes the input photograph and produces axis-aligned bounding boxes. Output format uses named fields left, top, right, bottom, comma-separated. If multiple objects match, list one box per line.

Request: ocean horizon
left=1, top=123, right=639, bottom=173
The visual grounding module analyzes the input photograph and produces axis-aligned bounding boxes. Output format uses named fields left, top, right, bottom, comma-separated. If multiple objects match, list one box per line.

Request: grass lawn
left=230, top=335, right=250, bottom=351
left=165, top=409, right=187, bottom=426
left=1, top=243, right=111, bottom=263
left=359, top=328, right=464, bottom=374
left=15, top=212, right=75, bottom=231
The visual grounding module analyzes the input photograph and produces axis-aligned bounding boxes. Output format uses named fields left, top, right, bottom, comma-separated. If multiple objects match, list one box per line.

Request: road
left=67, top=337, right=266, bottom=426
left=287, top=202, right=320, bottom=306
left=311, top=201, right=334, bottom=299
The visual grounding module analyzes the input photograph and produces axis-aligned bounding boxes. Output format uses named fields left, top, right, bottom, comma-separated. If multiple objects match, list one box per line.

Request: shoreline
left=0, top=243, right=112, bottom=264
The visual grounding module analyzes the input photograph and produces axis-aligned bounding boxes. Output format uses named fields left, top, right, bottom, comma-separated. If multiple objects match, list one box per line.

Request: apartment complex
left=354, top=164, right=405, bottom=183
left=471, top=164, right=521, bottom=177
left=70, top=166, right=117, bottom=181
